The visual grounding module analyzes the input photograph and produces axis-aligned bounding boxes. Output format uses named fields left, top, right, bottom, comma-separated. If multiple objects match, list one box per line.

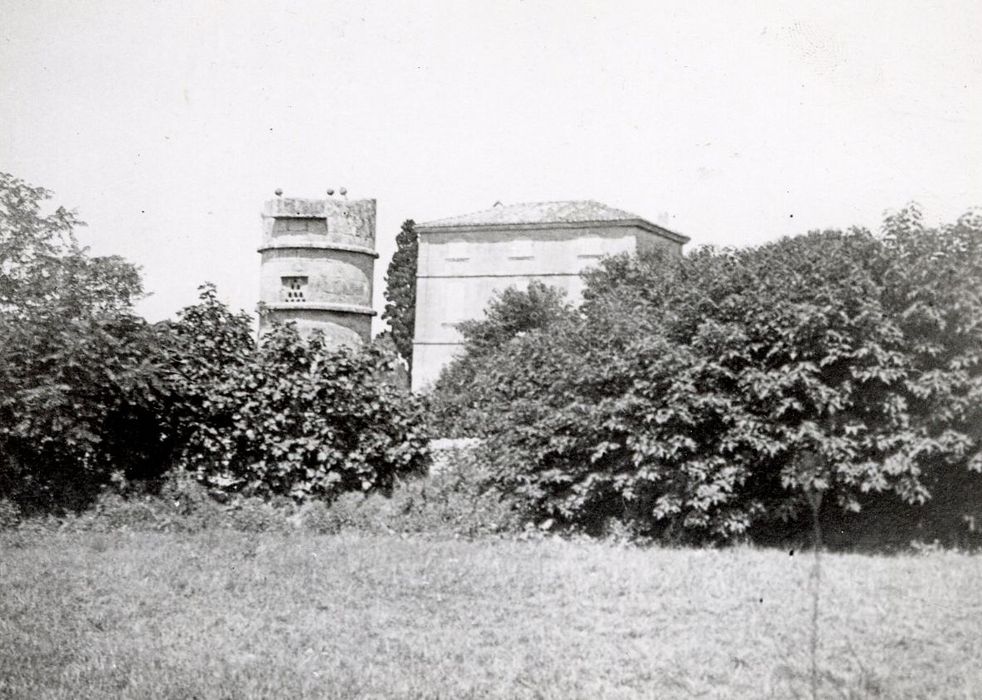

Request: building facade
left=258, top=194, right=378, bottom=345
left=411, top=200, right=689, bottom=391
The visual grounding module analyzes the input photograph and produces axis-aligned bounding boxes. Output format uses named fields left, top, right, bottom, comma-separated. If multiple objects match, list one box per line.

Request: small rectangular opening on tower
left=273, top=218, right=329, bottom=236
left=281, top=276, right=308, bottom=302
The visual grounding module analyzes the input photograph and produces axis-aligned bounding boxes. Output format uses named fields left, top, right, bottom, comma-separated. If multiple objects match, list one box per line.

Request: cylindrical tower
left=258, top=193, right=377, bottom=345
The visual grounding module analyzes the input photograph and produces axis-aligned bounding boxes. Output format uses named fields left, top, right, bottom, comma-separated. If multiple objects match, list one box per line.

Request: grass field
left=1, top=531, right=979, bottom=699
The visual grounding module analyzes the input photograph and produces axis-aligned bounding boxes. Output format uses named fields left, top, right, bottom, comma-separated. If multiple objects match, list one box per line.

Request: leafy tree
left=455, top=281, right=572, bottom=357
left=0, top=172, right=142, bottom=317
left=382, top=219, right=418, bottom=371
left=874, top=206, right=982, bottom=537
left=440, top=209, right=982, bottom=544
left=429, top=280, right=574, bottom=436
left=0, top=172, right=164, bottom=511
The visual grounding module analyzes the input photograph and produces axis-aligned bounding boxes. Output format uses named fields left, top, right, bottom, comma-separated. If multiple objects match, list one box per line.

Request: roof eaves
left=417, top=217, right=690, bottom=244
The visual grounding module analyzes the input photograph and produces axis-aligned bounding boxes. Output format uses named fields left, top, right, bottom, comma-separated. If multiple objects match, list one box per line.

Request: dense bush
left=298, top=462, right=521, bottom=538
left=1, top=458, right=522, bottom=539
left=429, top=281, right=574, bottom=437
left=429, top=207, right=982, bottom=544
left=177, top=321, right=431, bottom=501
left=0, top=173, right=168, bottom=512
left=151, top=283, right=256, bottom=468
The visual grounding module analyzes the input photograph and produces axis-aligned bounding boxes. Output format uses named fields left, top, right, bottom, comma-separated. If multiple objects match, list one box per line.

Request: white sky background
left=2, top=0, right=980, bottom=327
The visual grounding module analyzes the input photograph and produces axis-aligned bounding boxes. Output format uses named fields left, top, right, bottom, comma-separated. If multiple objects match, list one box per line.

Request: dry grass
left=0, top=531, right=979, bottom=698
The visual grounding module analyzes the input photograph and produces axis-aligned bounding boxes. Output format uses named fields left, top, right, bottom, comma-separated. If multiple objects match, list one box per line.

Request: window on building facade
left=281, top=276, right=308, bottom=302
left=444, top=240, right=470, bottom=262
left=507, top=238, right=535, bottom=260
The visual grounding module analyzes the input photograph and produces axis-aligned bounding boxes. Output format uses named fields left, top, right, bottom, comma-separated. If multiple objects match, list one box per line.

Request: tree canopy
left=428, top=280, right=573, bottom=437
left=429, top=207, right=982, bottom=544
left=0, top=172, right=163, bottom=510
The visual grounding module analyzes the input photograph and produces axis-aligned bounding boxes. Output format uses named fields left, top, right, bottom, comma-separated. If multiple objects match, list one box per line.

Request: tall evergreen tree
left=382, top=219, right=418, bottom=371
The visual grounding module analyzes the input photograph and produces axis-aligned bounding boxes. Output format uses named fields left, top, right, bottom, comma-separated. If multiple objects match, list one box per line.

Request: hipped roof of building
left=418, top=200, right=689, bottom=244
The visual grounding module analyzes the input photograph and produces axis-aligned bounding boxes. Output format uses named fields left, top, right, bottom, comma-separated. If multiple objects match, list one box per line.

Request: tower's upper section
left=257, top=194, right=378, bottom=345
left=260, top=196, right=377, bottom=254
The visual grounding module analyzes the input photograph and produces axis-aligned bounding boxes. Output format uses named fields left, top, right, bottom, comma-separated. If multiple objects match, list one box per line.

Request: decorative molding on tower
left=258, top=193, right=377, bottom=345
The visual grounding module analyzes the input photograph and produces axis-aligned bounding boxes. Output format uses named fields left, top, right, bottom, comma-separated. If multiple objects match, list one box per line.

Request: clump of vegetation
left=4, top=170, right=980, bottom=549
left=0, top=499, right=20, bottom=529
left=0, top=173, right=431, bottom=514
left=297, top=442, right=521, bottom=537
left=429, top=206, right=982, bottom=546
left=1, top=457, right=521, bottom=540
left=428, top=281, right=574, bottom=437
left=0, top=172, right=168, bottom=512
left=169, top=309, right=431, bottom=502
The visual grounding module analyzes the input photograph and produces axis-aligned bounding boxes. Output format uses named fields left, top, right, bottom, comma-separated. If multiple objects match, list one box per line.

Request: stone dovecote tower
left=258, top=193, right=377, bottom=345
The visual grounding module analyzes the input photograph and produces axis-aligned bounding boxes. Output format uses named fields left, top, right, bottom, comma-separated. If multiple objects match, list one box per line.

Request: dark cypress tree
left=382, top=219, right=418, bottom=372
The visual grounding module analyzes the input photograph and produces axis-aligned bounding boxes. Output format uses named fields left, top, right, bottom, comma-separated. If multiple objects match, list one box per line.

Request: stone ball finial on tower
left=274, top=188, right=283, bottom=197
left=326, top=188, right=335, bottom=196
left=339, top=187, right=347, bottom=197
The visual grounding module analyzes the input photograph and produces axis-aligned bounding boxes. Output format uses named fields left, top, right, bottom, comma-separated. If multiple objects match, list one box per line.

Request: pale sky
left=2, top=0, right=980, bottom=327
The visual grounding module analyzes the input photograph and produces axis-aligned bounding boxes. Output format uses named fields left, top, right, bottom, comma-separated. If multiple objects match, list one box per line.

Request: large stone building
left=258, top=193, right=378, bottom=345
left=411, top=200, right=689, bottom=390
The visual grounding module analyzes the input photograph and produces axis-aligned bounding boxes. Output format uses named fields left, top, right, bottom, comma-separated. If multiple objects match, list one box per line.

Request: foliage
left=0, top=499, right=20, bottom=529
left=0, top=173, right=142, bottom=317
left=8, top=453, right=519, bottom=538
left=180, top=321, right=431, bottom=501
left=429, top=280, right=574, bottom=436
left=0, top=173, right=432, bottom=512
left=12, top=471, right=287, bottom=534
left=153, top=282, right=256, bottom=462
left=298, top=464, right=520, bottom=539
left=381, top=219, right=418, bottom=370
left=368, top=332, right=411, bottom=389
left=0, top=172, right=166, bottom=512
left=876, top=207, right=982, bottom=534
left=434, top=208, right=982, bottom=543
